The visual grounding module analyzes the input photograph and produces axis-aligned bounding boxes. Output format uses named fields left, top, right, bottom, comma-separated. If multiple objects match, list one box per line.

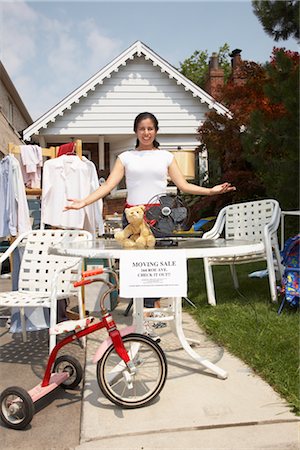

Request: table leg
left=132, top=297, right=144, bottom=334
left=20, top=307, right=27, bottom=342
left=173, top=297, right=228, bottom=380
left=132, top=297, right=227, bottom=379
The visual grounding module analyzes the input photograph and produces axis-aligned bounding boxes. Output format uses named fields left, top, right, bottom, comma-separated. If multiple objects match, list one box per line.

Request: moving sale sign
left=119, top=249, right=187, bottom=298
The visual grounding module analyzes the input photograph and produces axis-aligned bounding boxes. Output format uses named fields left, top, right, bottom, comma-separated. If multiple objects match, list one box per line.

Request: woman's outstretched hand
left=210, top=182, right=236, bottom=195
left=64, top=199, right=86, bottom=211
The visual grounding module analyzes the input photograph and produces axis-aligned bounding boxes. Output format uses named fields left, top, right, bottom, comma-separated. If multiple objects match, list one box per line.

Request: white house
left=23, top=41, right=230, bottom=213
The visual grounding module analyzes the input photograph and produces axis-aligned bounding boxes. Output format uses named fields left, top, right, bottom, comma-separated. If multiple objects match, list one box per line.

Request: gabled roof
left=23, top=40, right=230, bottom=140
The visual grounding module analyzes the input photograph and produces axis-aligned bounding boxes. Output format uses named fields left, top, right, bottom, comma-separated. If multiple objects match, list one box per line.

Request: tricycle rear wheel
left=0, top=386, right=34, bottom=430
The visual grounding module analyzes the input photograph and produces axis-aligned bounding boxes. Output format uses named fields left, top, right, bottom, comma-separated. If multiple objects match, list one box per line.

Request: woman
left=65, top=111, right=235, bottom=211
left=65, top=112, right=236, bottom=335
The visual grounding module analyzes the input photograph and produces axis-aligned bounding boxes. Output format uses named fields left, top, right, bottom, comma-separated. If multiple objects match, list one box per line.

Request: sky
left=1, top=0, right=299, bottom=121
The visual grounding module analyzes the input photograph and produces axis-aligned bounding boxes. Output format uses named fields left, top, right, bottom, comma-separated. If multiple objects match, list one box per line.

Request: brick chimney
left=229, top=49, right=245, bottom=86
left=205, top=52, right=224, bottom=100
left=229, top=49, right=242, bottom=69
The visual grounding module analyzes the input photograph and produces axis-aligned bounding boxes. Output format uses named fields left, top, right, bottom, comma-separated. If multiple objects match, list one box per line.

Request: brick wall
left=0, top=112, right=23, bottom=156
left=0, top=78, right=29, bottom=136
left=103, top=197, right=126, bottom=217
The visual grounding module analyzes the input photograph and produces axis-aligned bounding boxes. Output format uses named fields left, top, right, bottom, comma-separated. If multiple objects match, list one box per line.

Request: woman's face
left=135, top=118, right=157, bottom=149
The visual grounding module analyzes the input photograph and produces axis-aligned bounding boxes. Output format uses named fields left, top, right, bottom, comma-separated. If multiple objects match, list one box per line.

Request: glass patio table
left=49, top=237, right=265, bottom=380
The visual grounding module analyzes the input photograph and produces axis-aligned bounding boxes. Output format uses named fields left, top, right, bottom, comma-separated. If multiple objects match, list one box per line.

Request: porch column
left=37, top=136, right=46, bottom=147
left=98, top=136, right=105, bottom=170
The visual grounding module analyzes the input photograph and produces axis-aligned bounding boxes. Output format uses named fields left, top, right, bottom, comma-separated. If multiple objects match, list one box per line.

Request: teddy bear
left=114, top=205, right=156, bottom=248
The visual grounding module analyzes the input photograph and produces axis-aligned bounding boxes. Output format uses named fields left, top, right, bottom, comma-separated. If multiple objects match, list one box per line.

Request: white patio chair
left=0, top=229, right=92, bottom=352
left=202, top=199, right=282, bottom=306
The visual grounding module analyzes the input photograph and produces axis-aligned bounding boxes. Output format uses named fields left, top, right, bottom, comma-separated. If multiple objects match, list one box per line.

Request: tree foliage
left=242, top=48, right=299, bottom=210
left=189, top=61, right=267, bottom=221
left=252, top=0, right=300, bottom=41
left=178, top=43, right=231, bottom=88
left=188, top=48, right=299, bottom=222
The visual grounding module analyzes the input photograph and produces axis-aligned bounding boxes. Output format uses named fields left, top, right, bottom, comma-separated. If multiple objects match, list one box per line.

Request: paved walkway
left=1, top=275, right=299, bottom=450
left=75, top=300, right=299, bottom=450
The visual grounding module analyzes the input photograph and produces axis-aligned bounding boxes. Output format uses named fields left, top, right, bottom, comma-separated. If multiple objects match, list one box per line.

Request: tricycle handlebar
left=82, top=268, right=104, bottom=278
left=73, top=267, right=119, bottom=313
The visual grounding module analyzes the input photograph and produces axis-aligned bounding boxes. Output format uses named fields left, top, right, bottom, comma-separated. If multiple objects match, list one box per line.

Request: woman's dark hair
left=133, top=112, right=160, bottom=148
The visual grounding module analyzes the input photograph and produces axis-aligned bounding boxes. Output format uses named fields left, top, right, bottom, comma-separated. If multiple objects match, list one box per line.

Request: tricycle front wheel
left=53, top=355, right=83, bottom=389
left=0, top=386, right=34, bottom=430
left=97, top=333, right=167, bottom=408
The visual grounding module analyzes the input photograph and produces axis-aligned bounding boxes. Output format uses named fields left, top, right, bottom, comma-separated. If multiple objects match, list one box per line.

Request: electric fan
left=145, top=193, right=189, bottom=243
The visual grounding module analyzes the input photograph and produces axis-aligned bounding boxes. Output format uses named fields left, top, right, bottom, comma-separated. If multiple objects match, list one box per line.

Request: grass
left=186, top=259, right=300, bottom=414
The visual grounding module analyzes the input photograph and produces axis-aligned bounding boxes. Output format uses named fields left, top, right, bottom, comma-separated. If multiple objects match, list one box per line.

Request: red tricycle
left=0, top=267, right=167, bottom=429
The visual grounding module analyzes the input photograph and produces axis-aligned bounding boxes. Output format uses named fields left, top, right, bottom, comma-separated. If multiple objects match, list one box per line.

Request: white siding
left=41, top=58, right=207, bottom=136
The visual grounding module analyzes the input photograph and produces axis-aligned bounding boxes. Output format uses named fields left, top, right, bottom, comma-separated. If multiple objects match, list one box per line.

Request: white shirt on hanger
left=41, top=155, right=103, bottom=232
left=11, top=155, right=32, bottom=235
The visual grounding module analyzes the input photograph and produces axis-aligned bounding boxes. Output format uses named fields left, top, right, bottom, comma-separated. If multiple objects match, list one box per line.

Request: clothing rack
left=8, top=139, right=82, bottom=196
left=8, top=143, right=56, bottom=158
left=6, top=139, right=85, bottom=319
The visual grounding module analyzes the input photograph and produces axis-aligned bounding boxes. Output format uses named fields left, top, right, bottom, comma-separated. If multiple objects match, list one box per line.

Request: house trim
left=23, top=41, right=230, bottom=141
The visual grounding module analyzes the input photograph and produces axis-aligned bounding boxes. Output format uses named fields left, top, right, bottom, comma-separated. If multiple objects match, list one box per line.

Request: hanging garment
left=0, top=155, right=31, bottom=238
left=20, top=144, right=43, bottom=188
left=0, top=155, right=16, bottom=237
left=41, top=155, right=103, bottom=233
left=11, top=155, right=32, bottom=234
left=57, top=142, right=76, bottom=157
left=82, top=156, right=104, bottom=235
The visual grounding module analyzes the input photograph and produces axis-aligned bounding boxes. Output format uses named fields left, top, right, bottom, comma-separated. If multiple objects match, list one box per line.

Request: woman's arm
left=64, top=158, right=125, bottom=210
left=168, top=158, right=236, bottom=196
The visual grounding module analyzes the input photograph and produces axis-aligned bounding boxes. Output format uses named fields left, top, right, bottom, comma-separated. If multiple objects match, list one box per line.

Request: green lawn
left=187, top=259, right=300, bottom=414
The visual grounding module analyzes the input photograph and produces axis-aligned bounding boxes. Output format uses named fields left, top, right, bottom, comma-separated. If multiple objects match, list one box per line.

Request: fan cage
left=144, top=194, right=190, bottom=238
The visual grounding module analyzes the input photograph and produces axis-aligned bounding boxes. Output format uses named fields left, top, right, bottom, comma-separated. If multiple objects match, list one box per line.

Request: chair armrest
left=0, top=231, right=32, bottom=264
left=265, top=202, right=281, bottom=234
left=263, top=201, right=281, bottom=244
left=202, top=208, right=226, bottom=239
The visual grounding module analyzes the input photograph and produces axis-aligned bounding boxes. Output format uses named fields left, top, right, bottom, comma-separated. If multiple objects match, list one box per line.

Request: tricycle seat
left=50, top=316, right=95, bottom=335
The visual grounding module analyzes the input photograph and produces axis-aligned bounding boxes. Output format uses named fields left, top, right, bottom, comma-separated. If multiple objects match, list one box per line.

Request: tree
left=178, top=43, right=231, bottom=88
left=184, top=60, right=268, bottom=224
left=242, top=48, right=299, bottom=210
left=188, top=48, right=299, bottom=226
left=252, top=0, right=300, bottom=41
